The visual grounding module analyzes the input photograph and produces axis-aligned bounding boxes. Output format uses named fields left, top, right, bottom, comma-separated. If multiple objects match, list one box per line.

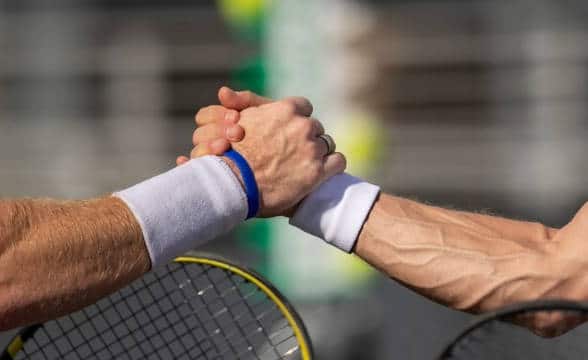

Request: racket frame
left=437, top=299, right=588, bottom=359
left=1, top=252, right=314, bottom=360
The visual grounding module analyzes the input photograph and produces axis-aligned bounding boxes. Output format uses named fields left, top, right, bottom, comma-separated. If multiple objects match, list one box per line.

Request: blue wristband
left=223, top=149, right=260, bottom=219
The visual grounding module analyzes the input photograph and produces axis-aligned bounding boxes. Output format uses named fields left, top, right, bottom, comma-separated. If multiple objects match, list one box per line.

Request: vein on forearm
left=354, top=194, right=558, bottom=313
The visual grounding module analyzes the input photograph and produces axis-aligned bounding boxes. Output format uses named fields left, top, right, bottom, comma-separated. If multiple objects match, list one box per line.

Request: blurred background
left=2, top=0, right=588, bottom=358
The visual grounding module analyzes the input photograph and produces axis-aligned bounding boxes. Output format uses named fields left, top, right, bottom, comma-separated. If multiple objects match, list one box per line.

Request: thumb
left=218, top=86, right=273, bottom=110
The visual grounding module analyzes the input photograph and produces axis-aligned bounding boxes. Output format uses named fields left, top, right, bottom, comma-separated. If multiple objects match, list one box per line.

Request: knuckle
left=195, top=105, right=226, bottom=126
left=312, top=118, right=325, bottom=134
left=194, top=105, right=212, bottom=123
left=297, top=118, right=314, bottom=136
left=192, top=124, right=220, bottom=145
left=278, top=99, right=297, bottom=115
left=210, top=139, right=230, bottom=154
left=194, top=109, right=203, bottom=121
left=299, top=96, right=313, bottom=111
left=240, top=91, right=254, bottom=104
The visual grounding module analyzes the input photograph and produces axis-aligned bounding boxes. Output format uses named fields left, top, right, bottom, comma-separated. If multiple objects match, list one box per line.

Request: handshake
left=117, top=86, right=378, bottom=270
left=176, top=87, right=347, bottom=218
left=117, top=87, right=588, bottom=339
left=7, top=86, right=588, bottom=337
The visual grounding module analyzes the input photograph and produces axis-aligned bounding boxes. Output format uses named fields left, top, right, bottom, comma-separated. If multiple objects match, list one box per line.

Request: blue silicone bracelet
left=224, top=149, right=260, bottom=219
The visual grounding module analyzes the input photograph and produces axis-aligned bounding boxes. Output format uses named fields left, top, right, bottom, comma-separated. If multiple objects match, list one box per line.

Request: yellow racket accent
left=2, top=254, right=313, bottom=359
left=175, top=256, right=312, bottom=360
left=6, top=337, right=23, bottom=358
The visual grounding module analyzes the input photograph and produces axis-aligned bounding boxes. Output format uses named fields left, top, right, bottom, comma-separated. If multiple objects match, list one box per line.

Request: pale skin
left=193, top=88, right=588, bottom=337
left=0, top=95, right=345, bottom=331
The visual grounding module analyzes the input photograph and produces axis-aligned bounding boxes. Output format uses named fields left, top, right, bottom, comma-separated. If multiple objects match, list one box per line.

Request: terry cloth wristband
left=223, top=149, right=260, bottom=219
left=114, top=156, right=248, bottom=268
left=290, top=173, right=380, bottom=253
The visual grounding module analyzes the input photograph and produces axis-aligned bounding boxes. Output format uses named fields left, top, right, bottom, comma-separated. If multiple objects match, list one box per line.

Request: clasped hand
left=177, top=87, right=346, bottom=218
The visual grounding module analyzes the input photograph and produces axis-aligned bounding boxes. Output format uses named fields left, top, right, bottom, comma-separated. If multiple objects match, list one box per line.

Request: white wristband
left=289, top=173, right=380, bottom=252
left=114, top=156, right=247, bottom=268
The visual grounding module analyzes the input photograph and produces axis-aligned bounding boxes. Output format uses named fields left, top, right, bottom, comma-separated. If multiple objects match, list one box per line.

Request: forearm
left=0, top=197, right=149, bottom=330
left=0, top=156, right=248, bottom=330
left=354, top=193, right=561, bottom=312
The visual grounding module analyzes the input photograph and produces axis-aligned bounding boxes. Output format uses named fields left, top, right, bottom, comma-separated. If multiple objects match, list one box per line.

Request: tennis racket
left=1, top=252, right=313, bottom=360
left=438, top=299, right=588, bottom=359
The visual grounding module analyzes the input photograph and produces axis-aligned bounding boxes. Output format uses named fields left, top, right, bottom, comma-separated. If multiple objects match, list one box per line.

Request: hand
left=177, top=87, right=316, bottom=165
left=176, top=87, right=268, bottom=165
left=511, top=203, right=588, bottom=337
left=182, top=88, right=346, bottom=217
left=512, top=309, right=588, bottom=338
left=176, top=93, right=246, bottom=165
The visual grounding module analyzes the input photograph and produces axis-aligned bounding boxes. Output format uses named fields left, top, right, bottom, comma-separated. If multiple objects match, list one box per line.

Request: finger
left=311, top=118, right=325, bottom=136
left=283, top=96, right=313, bottom=117
left=176, top=156, right=189, bottom=166
left=190, top=139, right=232, bottom=158
left=191, top=143, right=212, bottom=158
left=225, top=124, right=245, bottom=142
left=322, top=152, right=347, bottom=180
left=315, top=133, right=335, bottom=157
left=193, top=124, right=223, bottom=145
left=195, top=105, right=239, bottom=126
left=209, top=138, right=231, bottom=155
left=193, top=123, right=244, bottom=145
left=218, top=86, right=273, bottom=110
left=314, top=138, right=330, bottom=157
left=193, top=123, right=238, bottom=145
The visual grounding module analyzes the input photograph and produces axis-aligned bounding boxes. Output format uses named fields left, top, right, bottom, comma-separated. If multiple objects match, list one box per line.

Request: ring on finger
left=318, top=134, right=336, bottom=155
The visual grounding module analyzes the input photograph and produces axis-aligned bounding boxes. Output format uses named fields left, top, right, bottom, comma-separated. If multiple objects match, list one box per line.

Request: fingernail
left=226, top=125, right=241, bottom=141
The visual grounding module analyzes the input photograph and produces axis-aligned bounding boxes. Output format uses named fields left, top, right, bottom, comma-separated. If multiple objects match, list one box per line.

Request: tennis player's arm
left=353, top=193, right=560, bottom=312
left=188, top=89, right=587, bottom=319
left=0, top=98, right=345, bottom=331
left=0, top=197, right=149, bottom=330
left=0, top=155, right=252, bottom=331
left=289, top=174, right=588, bottom=314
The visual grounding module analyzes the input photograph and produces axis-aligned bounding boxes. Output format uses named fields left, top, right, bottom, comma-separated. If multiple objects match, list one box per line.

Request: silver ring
left=318, top=134, right=336, bottom=155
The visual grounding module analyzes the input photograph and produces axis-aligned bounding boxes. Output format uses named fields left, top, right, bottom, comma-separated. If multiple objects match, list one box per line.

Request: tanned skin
left=354, top=194, right=588, bottom=337
left=0, top=197, right=149, bottom=330
left=195, top=87, right=588, bottom=337
left=0, top=92, right=344, bottom=331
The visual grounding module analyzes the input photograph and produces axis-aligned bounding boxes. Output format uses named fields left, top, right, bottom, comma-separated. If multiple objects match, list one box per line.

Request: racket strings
left=19, top=265, right=203, bottom=359
left=13, top=261, right=302, bottom=360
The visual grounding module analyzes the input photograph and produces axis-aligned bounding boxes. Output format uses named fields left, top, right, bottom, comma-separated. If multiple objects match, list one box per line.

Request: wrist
left=221, top=156, right=245, bottom=191
left=222, top=150, right=260, bottom=219
left=114, top=156, right=248, bottom=267
left=290, top=173, right=380, bottom=252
